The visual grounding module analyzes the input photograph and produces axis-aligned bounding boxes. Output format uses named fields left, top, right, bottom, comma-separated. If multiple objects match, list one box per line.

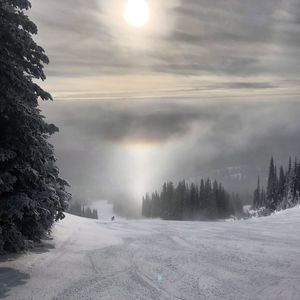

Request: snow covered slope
left=1, top=207, right=300, bottom=299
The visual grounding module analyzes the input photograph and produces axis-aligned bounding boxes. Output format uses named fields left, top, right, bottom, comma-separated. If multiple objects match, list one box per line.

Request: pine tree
left=199, top=179, right=205, bottom=212
left=204, top=179, right=217, bottom=219
left=0, top=0, right=70, bottom=252
left=254, top=156, right=300, bottom=213
left=295, top=162, right=300, bottom=199
left=175, top=180, right=187, bottom=220
left=293, top=159, right=298, bottom=199
left=142, top=178, right=239, bottom=221
left=215, top=182, right=230, bottom=218
left=253, top=177, right=261, bottom=209
left=189, top=183, right=197, bottom=219
left=142, top=196, right=146, bottom=217
left=260, top=187, right=266, bottom=207
left=152, top=191, right=160, bottom=218
left=92, top=209, right=98, bottom=219
left=278, top=166, right=286, bottom=202
left=165, top=182, right=175, bottom=220
left=160, top=183, right=168, bottom=219
left=266, top=157, right=278, bottom=210
left=283, top=161, right=298, bottom=209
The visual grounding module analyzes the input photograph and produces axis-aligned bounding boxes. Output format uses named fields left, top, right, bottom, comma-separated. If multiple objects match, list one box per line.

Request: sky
left=29, top=0, right=300, bottom=206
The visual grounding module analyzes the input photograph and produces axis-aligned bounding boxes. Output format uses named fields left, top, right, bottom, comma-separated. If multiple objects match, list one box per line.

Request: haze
left=29, top=0, right=300, bottom=211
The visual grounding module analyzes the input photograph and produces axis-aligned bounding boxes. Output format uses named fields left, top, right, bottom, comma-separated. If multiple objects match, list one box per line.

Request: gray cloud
left=30, top=0, right=300, bottom=204
left=30, top=0, right=300, bottom=78
left=158, top=0, right=300, bottom=76
left=224, top=82, right=277, bottom=89
left=41, top=99, right=300, bottom=202
left=46, top=101, right=216, bottom=144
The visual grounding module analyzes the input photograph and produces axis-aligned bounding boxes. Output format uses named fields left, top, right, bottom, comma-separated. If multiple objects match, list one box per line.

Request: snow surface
left=1, top=207, right=300, bottom=299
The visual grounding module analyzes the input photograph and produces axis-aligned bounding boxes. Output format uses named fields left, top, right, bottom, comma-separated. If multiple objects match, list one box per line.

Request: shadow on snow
left=0, top=240, right=56, bottom=298
left=0, top=267, right=30, bottom=299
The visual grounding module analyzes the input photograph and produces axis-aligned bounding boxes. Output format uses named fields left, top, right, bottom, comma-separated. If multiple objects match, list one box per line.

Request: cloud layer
left=30, top=0, right=300, bottom=80
left=29, top=0, right=300, bottom=202
left=41, top=99, right=300, bottom=201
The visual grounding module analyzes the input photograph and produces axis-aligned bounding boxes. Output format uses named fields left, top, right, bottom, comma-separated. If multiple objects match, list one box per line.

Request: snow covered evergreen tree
left=253, top=156, right=300, bottom=214
left=0, top=0, right=70, bottom=252
left=282, top=160, right=298, bottom=209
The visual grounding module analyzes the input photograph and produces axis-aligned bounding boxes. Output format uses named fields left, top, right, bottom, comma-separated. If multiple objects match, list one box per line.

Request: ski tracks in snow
left=1, top=210, right=300, bottom=300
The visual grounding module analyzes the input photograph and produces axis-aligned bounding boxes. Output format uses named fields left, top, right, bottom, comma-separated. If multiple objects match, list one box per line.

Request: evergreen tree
left=142, top=196, right=145, bottom=217
left=295, top=163, right=300, bottom=198
left=160, top=183, right=168, bottom=219
left=0, top=0, right=70, bottom=252
left=204, top=179, right=217, bottom=219
left=199, top=179, right=205, bottom=212
left=166, top=182, right=175, bottom=219
left=278, top=166, right=286, bottom=201
left=266, top=157, right=278, bottom=210
left=189, top=183, right=197, bottom=219
left=175, top=180, right=187, bottom=220
left=68, top=202, right=98, bottom=219
left=260, top=187, right=266, bottom=207
left=253, top=177, right=261, bottom=209
left=152, top=191, right=161, bottom=218
left=143, top=178, right=239, bottom=221
left=293, top=159, right=298, bottom=198
left=69, top=201, right=82, bottom=216
left=283, top=163, right=298, bottom=209
left=253, top=156, right=300, bottom=213
left=92, top=209, right=98, bottom=219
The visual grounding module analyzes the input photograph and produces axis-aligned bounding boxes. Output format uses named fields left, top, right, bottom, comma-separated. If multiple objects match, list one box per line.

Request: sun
left=123, top=0, right=150, bottom=27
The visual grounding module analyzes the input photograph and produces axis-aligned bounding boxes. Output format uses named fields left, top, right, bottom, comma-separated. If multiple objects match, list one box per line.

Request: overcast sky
left=30, top=0, right=300, bottom=203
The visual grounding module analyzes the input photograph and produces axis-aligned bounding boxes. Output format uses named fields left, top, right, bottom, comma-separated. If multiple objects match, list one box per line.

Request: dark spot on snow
left=0, top=267, right=30, bottom=299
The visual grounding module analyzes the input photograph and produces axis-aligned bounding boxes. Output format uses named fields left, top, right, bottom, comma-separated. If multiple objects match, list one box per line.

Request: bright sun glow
left=123, top=142, right=155, bottom=199
left=123, top=0, right=150, bottom=27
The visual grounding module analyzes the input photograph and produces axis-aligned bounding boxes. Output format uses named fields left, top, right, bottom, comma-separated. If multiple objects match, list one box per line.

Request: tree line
left=253, top=156, right=300, bottom=211
left=68, top=202, right=98, bottom=220
left=142, top=179, right=243, bottom=220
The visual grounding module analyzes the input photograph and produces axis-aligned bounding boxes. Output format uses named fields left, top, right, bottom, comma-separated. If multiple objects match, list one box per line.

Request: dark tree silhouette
left=253, top=156, right=300, bottom=212
left=0, top=0, right=70, bottom=252
left=142, top=178, right=239, bottom=220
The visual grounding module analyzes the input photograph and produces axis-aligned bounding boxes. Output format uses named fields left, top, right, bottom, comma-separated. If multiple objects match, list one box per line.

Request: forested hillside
left=253, top=156, right=300, bottom=212
left=142, top=179, right=242, bottom=220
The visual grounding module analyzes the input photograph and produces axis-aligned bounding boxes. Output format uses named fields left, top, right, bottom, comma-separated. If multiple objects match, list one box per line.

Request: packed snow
left=1, top=206, right=300, bottom=299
